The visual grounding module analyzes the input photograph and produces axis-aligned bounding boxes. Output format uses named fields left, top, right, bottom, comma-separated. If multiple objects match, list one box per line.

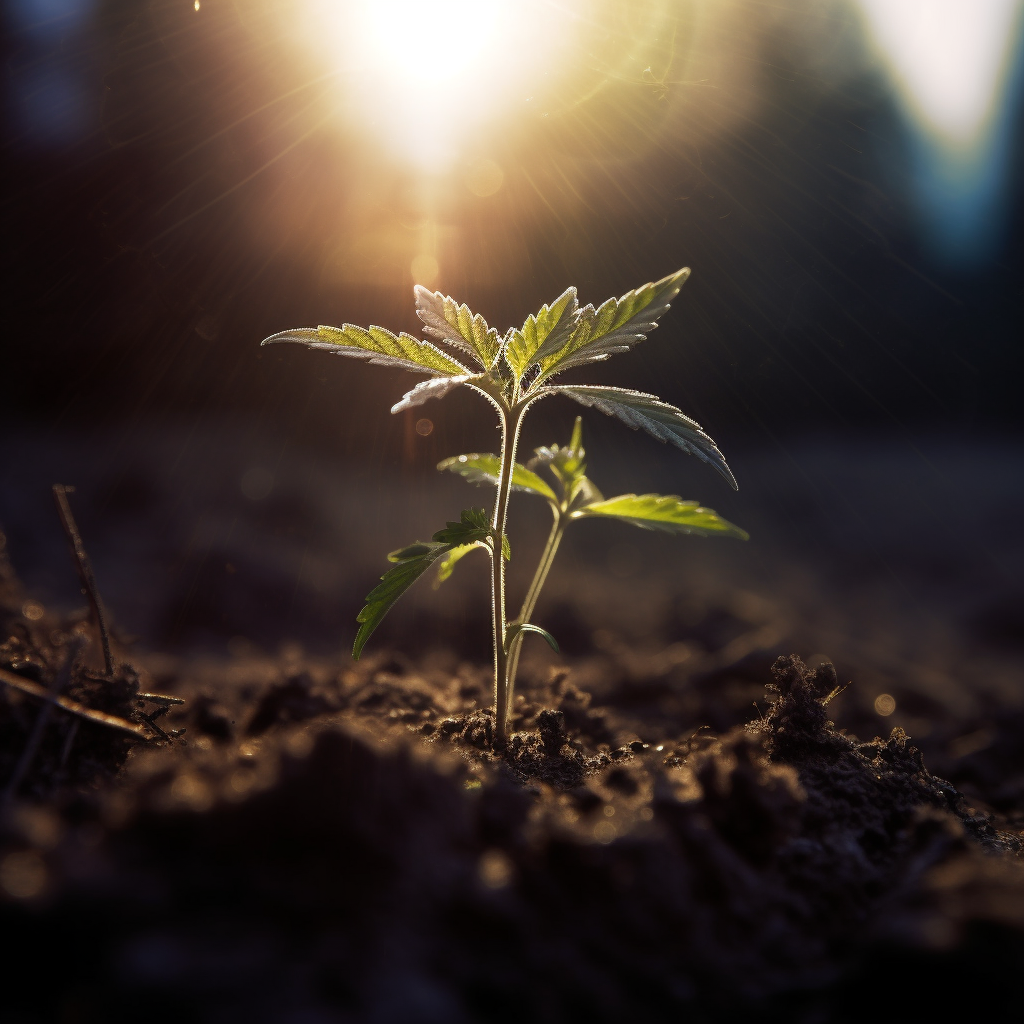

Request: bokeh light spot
left=1, top=851, right=48, bottom=900
left=478, top=848, right=513, bottom=889
left=874, top=694, right=897, bottom=716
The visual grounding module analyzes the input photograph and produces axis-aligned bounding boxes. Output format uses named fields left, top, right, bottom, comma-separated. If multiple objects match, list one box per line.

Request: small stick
left=133, top=693, right=187, bottom=742
left=2, top=638, right=84, bottom=805
left=137, top=693, right=186, bottom=707
left=52, top=485, right=114, bottom=677
left=0, top=666, right=148, bottom=739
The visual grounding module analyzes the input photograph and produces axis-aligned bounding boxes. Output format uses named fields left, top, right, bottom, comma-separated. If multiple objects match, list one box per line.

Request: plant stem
left=505, top=508, right=567, bottom=696
left=490, top=403, right=527, bottom=746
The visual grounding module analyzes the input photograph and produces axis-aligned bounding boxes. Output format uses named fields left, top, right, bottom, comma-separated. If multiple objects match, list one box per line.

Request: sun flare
left=300, top=0, right=575, bottom=169
left=356, top=0, right=503, bottom=86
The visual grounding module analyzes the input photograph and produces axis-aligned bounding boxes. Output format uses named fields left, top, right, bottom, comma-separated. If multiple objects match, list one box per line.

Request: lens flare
left=856, top=0, right=1024, bottom=261
left=858, top=0, right=1021, bottom=148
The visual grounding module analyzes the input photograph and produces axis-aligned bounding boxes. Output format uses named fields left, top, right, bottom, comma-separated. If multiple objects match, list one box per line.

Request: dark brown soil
left=3, top=532, right=1024, bottom=1024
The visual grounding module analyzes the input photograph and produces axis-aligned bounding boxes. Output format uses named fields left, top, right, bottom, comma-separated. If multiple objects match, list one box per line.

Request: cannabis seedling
left=438, top=414, right=747, bottom=703
left=263, top=267, right=746, bottom=744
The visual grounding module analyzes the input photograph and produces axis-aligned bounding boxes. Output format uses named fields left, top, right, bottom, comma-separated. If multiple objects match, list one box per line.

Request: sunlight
left=301, top=0, right=575, bottom=170
left=355, top=0, right=502, bottom=86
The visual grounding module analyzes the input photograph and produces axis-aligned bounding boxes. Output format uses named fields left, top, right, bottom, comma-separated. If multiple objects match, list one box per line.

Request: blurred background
left=0, top=0, right=1022, bottom=746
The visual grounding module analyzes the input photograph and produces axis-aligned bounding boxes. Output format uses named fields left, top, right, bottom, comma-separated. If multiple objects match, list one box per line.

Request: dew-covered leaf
left=437, top=453, right=557, bottom=503
left=537, top=268, right=689, bottom=377
left=552, top=385, right=737, bottom=489
left=505, top=286, right=579, bottom=379
left=574, top=493, right=748, bottom=538
left=414, top=286, right=501, bottom=370
left=262, top=324, right=469, bottom=377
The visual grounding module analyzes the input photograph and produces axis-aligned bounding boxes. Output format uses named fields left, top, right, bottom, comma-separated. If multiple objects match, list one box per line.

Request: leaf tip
left=569, top=415, right=583, bottom=452
left=261, top=329, right=315, bottom=348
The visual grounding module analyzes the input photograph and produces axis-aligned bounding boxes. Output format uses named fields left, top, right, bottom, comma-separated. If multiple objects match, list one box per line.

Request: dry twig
left=0, top=665, right=148, bottom=740
left=52, top=484, right=114, bottom=677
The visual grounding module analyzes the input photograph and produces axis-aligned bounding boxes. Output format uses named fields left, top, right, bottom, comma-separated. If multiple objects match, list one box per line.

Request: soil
left=3, top=523, right=1024, bottom=1024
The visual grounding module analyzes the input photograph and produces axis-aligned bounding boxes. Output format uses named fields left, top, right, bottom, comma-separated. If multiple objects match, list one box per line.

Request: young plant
left=262, top=267, right=746, bottom=745
left=437, top=415, right=747, bottom=701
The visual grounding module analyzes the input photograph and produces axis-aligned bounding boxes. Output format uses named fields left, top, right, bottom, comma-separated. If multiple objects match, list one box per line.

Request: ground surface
left=1, top=426, right=1023, bottom=1022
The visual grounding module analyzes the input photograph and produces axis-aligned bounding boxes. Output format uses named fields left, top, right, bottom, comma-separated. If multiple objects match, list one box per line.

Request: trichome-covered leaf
left=262, top=324, right=469, bottom=377
left=391, top=374, right=478, bottom=414
left=552, top=385, right=737, bottom=489
left=536, top=268, right=689, bottom=378
left=505, top=286, right=579, bottom=380
left=574, top=493, right=748, bottom=539
left=437, top=453, right=557, bottom=503
left=414, top=287, right=501, bottom=370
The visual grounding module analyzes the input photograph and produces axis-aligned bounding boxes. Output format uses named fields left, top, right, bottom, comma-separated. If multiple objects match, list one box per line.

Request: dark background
left=1, top=0, right=1022, bottom=673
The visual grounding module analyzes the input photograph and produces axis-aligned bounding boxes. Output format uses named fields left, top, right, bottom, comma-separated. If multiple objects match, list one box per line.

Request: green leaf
left=437, top=453, right=557, bottom=503
left=552, top=385, right=737, bottom=490
left=414, top=287, right=501, bottom=370
left=506, top=622, right=560, bottom=653
left=353, top=507, right=496, bottom=659
left=433, top=542, right=487, bottom=588
left=505, top=286, right=579, bottom=379
left=262, top=324, right=469, bottom=377
left=391, top=374, right=478, bottom=414
left=537, top=268, right=690, bottom=378
left=574, top=493, right=748, bottom=539
left=389, top=542, right=436, bottom=560
left=568, top=415, right=583, bottom=453
left=354, top=541, right=449, bottom=659
left=528, top=416, right=597, bottom=507
left=432, top=507, right=492, bottom=545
